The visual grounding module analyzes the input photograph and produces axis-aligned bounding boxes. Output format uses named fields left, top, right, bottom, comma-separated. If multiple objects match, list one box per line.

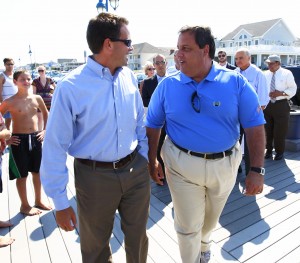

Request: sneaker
left=200, top=251, right=211, bottom=263
left=264, top=151, right=272, bottom=159
left=274, top=153, right=283, bottom=160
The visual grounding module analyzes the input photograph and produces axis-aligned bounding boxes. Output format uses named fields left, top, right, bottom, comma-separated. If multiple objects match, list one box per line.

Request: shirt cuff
left=52, top=195, right=70, bottom=211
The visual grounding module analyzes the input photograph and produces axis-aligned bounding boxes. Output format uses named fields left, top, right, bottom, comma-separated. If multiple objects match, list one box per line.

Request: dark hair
left=13, top=69, right=29, bottom=81
left=3, top=58, right=14, bottom=64
left=179, top=26, right=216, bottom=59
left=86, top=12, right=129, bottom=54
left=218, top=50, right=226, bottom=55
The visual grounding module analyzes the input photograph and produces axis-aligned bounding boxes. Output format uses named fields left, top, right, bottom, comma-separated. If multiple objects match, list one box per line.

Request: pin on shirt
left=213, top=101, right=221, bottom=107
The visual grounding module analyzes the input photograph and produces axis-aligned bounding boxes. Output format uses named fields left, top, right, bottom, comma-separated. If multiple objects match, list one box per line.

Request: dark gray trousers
left=74, top=153, right=150, bottom=263
left=264, top=100, right=290, bottom=154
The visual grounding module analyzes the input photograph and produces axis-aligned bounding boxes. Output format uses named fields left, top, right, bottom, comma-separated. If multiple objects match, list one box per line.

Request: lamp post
left=96, top=0, right=119, bottom=13
left=28, top=45, right=34, bottom=79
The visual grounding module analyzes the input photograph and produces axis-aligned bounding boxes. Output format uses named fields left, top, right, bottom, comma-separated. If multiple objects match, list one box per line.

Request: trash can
left=286, top=109, right=300, bottom=139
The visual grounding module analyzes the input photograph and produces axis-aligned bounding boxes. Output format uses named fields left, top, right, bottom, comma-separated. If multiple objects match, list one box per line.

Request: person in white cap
left=264, top=54, right=297, bottom=160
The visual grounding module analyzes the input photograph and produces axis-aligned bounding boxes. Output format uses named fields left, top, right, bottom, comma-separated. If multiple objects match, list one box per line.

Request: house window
left=230, top=43, right=233, bottom=47
left=239, top=42, right=242, bottom=46
left=244, top=34, right=247, bottom=39
left=248, top=41, right=251, bottom=46
left=255, top=40, right=258, bottom=45
left=239, top=35, right=242, bottom=39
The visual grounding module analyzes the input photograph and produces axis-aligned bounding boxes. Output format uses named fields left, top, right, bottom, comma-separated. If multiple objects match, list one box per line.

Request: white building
left=216, top=18, right=300, bottom=68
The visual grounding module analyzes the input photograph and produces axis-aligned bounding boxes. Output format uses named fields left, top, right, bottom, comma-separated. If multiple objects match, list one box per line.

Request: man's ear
left=103, top=38, right=113, bottom=50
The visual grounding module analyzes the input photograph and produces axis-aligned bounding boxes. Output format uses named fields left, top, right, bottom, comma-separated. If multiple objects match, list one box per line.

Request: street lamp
left=96, top=0, right=119, bottom=13
left=28, top=45, right=34, bottom=79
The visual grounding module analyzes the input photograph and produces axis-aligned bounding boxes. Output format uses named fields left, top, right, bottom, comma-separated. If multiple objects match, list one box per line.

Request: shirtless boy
left=0, top=69, right=52, bottom=216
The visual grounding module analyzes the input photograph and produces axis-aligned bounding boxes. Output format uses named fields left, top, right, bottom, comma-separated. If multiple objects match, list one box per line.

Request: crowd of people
left=0, top=11, right=297, bottom=263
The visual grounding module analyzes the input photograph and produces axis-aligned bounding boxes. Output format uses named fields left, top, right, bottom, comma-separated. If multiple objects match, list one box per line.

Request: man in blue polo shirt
left=145, top=26, right=266, bottom=263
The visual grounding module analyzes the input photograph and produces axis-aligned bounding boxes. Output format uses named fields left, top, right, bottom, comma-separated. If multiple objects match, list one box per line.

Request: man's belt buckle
left=113, top=160, right=120, bottom=169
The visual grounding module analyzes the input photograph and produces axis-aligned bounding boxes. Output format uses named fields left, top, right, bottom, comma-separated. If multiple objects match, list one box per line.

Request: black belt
left=172, top=141, right=233, bottom=160
left=76, top=148, right=137, bottom=169
left=274, top=99, right=288, bottom=103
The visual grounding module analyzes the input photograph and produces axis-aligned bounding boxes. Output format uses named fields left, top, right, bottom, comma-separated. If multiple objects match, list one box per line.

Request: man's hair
left=153, top=54, right=166, bottom=63
left=179, top=26, right=216, bottom=59
left=13, top=69, right=29, bottom=81
left=236, top=47, right=251, bottom=57
left=3, top=58, right=14, bottom=64
left=86, top=12, right=129, bottom=54
left=218, top=50, right=226, bottom=55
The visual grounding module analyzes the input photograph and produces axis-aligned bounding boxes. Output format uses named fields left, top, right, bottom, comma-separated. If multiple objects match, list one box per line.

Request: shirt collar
left=180, top=62, right=218, bottom=84
left=87, top=55, right=123, bottom=78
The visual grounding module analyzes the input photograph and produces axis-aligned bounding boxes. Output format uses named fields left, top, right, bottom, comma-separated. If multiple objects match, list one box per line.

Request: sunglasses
left=38, top=70, right=45, bottom=72
left=154, top=61, right=166, bottom=66
left=6, top=63, right=14, bottom=66
left=218, top=54, right=226, bottom=58
left=110, top=38, right=132, bottom=47
left=191, top=91, right=201, bottom=113
left=147, top=68, right=155, bottom=71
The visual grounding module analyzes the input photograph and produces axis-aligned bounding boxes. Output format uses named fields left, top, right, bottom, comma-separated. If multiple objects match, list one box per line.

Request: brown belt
left=76, top=148, right=137, bottom=170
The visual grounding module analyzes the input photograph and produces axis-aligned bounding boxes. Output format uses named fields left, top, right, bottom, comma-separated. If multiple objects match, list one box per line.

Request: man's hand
left=244, top=171, right=264, bottom=196
left=56, top=206, right=77, bottom=232
left=148, top=160, right=164, bottom=186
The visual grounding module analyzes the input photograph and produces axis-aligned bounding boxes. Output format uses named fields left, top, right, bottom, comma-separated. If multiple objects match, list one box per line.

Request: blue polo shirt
left=145, top=63, right=265, bottom=153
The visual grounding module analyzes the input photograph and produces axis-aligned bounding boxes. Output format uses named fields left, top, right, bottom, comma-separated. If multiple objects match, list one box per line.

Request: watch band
left=250, top=167, right=265, bottom=175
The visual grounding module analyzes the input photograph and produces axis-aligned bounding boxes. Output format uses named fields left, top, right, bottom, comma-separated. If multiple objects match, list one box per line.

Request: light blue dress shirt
left=40, top=56, right=148, bottom=210
left=236, top=64, right=270, bottom=106
left=145, top=63, right=265, bottom=153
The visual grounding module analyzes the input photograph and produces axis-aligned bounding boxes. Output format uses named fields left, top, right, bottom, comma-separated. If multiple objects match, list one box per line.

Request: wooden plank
left=39, top=209, right=73, bottom=263
left=244, top=218, right=300, bottom=262
left=227, top=201, right=300, bottom=262
left=216, top=173, right=300, bottom=232
left=278, top=245, right=300, bottom=262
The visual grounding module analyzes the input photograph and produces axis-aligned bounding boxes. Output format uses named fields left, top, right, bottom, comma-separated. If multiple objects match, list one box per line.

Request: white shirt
left=264, top=67, right=297, bottom=101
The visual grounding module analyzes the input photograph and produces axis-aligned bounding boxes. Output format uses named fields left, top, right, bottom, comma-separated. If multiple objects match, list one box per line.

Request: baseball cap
left=265, top=54, right=281, bottom=63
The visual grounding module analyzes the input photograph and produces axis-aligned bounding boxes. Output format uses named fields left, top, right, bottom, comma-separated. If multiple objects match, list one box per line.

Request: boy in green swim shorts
left=0, top=69, right=52, bottom=216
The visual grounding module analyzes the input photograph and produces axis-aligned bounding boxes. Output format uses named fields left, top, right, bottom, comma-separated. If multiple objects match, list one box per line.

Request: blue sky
left=0, top=0, right=299, bottom=67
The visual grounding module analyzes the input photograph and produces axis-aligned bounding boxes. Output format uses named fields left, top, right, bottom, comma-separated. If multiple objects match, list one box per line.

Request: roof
left=132, top=42, right=170, bottom=55
left=221, top=18, right=282, bottom=41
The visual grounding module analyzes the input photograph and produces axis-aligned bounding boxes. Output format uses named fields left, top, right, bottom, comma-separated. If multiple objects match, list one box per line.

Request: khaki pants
left=162, top=137, right=241, bottom=263
left=74, top=153, right=150, bottom=263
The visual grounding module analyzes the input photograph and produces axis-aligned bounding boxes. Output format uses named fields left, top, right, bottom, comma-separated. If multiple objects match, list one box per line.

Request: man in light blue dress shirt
left=40, top=13, right=150, bottom=263
left=235, top=48, right=269, bottom=175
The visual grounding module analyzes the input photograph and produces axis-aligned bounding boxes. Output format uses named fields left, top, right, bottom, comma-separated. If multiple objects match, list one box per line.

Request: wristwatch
left=250, top=167, right=265, bottom=176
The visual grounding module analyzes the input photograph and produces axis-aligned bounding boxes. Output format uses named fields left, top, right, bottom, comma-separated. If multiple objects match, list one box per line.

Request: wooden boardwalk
left=0, top=150, right=300, bottom=263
